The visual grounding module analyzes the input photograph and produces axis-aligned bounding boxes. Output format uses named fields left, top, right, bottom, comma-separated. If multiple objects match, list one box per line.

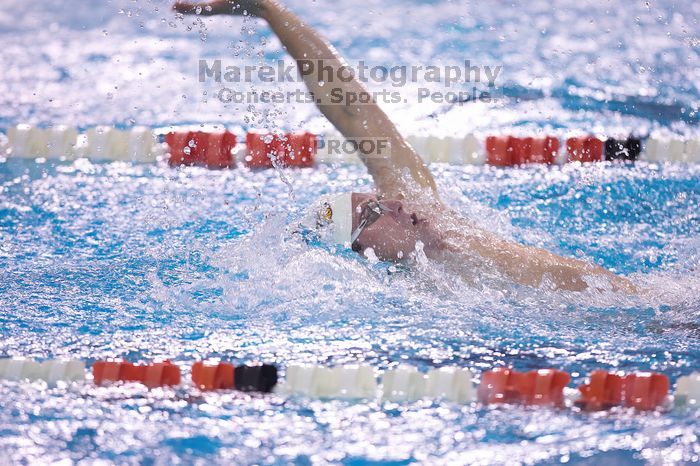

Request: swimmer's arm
left=440, top=231, right=637, bottom=293
left=516, top=245, right=638, bottom=293
left=174, top=0, right=439, bottom=200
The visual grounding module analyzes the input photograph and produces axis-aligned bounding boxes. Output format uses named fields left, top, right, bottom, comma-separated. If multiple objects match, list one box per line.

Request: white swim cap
left=299, top=192, right=353, bottom=246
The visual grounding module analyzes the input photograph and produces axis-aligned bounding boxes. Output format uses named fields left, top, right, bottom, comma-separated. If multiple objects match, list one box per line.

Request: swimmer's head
left=300, top=192, right=441, bottom=260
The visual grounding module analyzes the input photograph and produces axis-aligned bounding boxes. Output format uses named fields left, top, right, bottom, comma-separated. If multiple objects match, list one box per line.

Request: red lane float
left=566, top=136, right=604, bottom=163
left=529, top=136, right=560, bottom=164
left=510, top=137, right=533, bottom=165
left=165, top=130, right=237, bottom=168
left=486, top=136, right=559, bottom=166
left=477, top=367, right=570, bottom=406
left=576, top=371, right=669, bottom=411
left=284, top=132, right=317, bottom=167
left=92, top=360, right=181, bottom=388
left=485, top=136, right=512, bottom=166
left=245, top=132, right=277, bottom=169
left=245, top=132, right=317, bottom=169
left=191, top=361, right=235, bottom=390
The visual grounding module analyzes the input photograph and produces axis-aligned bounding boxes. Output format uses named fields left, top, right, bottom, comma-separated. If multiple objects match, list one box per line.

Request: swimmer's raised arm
left=174, top=0, right=638, bottom=295
left=174, top=0, right=439, bottom=201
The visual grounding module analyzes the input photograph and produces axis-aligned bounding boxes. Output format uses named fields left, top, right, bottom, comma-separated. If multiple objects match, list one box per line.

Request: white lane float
left=675, top=372, right=700, bottom=408
left=406, top=135, right=428, bottom=162
left=277, top=364, right=377, bottom=399
left=330, top=365, right=377, bottom=399
left=426, top=136, right=451, bottom=163
left=45, top=126, right=79, bottom=158
left=0, top=358, right=85, bottom=385
left=280, top=364, right=475, bottom=403
left=407, top=134, right=484, bottom=165
left=84, top=126, right=114, bottom=160
left=7, top=124, right=35, bottom=157
left=381, top=364, right=427, bottom=402
left=685, top=139, right=700, bottom=163
left=669, top=138, right=686, bottom=162
left=644, top=137, right=692, bottom=162
left=277, top=364, right=317, bottom=396
left=310, top=365, right=376, bottom=399
left=37, top=126, right=79, bottom=158
left=7, top=125, right=78, bottom=158
left=0, top=358, right=27, bottom=380
left=463, top=134, right=485, bottom=164
left=643, top=137, right=663, bottom=161
left=425, top=366, right=476, bottom=403
left=84, top=126, right=157, bottom=162
left=121, top=126, right=158, bottom=163
left=44, top=359, right=86, bottom=385
left=5, top=125, right=156, bottom=162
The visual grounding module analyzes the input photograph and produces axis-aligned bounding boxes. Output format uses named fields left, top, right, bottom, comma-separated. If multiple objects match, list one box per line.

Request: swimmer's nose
left=410, top=212, right=428, bottom=226
left=388, top=202, right=423, bottom=226
left=380, top=201, right=407, bottom=222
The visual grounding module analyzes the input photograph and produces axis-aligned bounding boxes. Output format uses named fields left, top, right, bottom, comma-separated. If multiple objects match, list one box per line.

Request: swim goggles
left=350, top=199, right=392, bottom=245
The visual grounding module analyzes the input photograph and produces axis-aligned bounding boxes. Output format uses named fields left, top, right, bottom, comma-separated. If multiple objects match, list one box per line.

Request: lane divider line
left=1, top=358, right=695, bottom=413
left=3, top=125, right=700, bottom=166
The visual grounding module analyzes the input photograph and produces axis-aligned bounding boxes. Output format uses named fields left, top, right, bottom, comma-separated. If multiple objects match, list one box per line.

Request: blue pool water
left=1, top=0, right=700, bottom=464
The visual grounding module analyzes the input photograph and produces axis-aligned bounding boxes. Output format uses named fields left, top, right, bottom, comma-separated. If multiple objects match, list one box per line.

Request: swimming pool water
left=1, top=0, right=700, bottom=464
left=1, top=159, right=699, bottom=464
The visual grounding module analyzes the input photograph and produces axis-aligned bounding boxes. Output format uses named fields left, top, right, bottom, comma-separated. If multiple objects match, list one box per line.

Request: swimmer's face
left=350, top=193, right=437, bottom=261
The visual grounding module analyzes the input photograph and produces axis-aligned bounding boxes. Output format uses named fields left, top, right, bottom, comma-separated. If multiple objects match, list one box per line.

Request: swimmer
left=174, top=0, right=636, bottom=293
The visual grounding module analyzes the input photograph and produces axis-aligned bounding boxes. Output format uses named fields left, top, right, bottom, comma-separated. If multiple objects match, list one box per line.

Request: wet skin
left=350, top=193, right=442, bottom=261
